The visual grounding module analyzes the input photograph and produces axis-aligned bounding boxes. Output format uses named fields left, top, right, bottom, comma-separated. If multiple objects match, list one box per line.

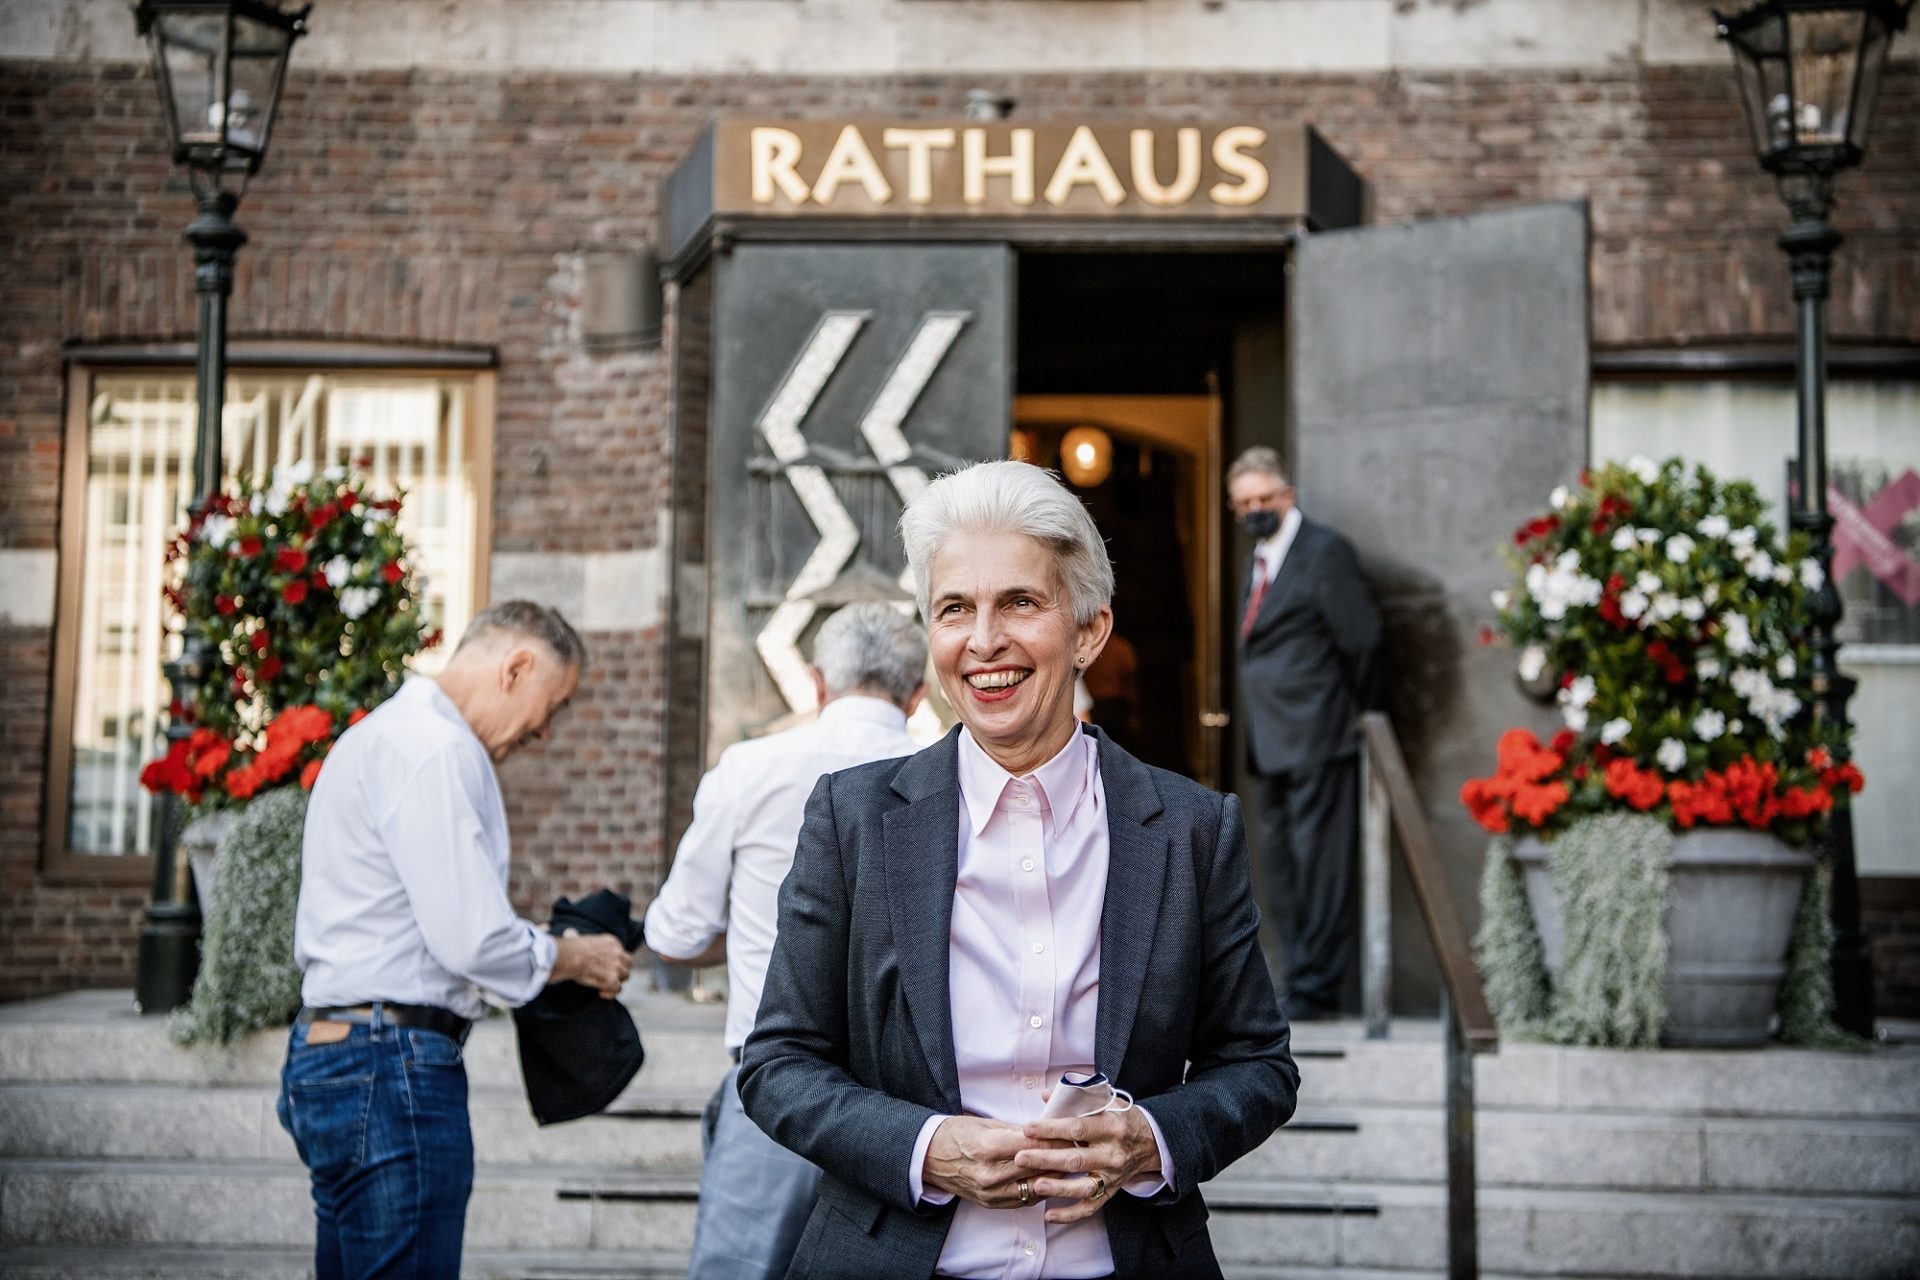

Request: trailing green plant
left=1545, top=812, right=1671, bottom=1048
left=1777, top=866, right=1861, bottom=1049
left=169, top=786, right=307, bottom=1045
left=1474, top=834, right=1551, bottom=1035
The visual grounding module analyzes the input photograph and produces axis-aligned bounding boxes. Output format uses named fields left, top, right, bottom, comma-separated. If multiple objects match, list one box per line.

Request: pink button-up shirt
left=907, top=727, right=1175, bottom=1280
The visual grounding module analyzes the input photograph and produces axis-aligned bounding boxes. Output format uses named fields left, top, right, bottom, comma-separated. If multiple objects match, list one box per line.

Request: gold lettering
left=1209, top=126, right=1270, bottom=207
left=962, top=127, right=1036, bottom=206
left=882, top=127, right=957, bottom=205
left=1044, top=125, right=1127, bottom=207
left=750, top=127, right=810, bottom=206
left=812, top=125, right=893, bottom=205
left=1130, top=128, right=1202, bottom=207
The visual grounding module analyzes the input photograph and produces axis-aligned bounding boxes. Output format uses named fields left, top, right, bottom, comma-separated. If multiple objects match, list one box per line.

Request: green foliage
left=1778, top=865, right=1862, bottom=1049
left=1545, top=813, right=1671, bottom=1048
left=169, top=787, right=307, bottom=1045
left=1474, top=835, right=1552, bottom=1035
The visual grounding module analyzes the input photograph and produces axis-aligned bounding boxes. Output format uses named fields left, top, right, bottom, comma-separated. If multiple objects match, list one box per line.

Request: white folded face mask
left=1038, top=1070, right=1135, bottom=1120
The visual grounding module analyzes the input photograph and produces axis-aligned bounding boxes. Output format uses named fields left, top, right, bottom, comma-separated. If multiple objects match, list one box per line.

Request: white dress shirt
left=645, top=696, right=920, bottom=1052
left=907, top=727, right=1174, bottom=1280
left=295, top=676, right=557, bottom=1020
left=1253, top=504, right=1304, bottom=587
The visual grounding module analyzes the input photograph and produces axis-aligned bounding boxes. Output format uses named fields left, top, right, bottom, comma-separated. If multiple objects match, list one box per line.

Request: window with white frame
left=57, top=368, right=492, bottom=862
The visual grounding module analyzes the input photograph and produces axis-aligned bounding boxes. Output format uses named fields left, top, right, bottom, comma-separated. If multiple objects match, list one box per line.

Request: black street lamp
left=1716, top=0, right=1913, bottom=1040
left=133, top=0, right=308, bottom=1014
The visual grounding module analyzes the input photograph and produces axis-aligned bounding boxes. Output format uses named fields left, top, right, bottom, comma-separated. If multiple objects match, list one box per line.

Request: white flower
left=324, top=556, right=353, bottom=589
left=1731, top=666, right=1802, bottom=738
left=1517, top=645, right=1547, bottom=683
left=1653, top=592, right=1682, bottom=621
left=1772, top=562, right=1793, bottom=586
left=1635, top=570, right=1662, bottom=596
left=1777, top=653, right=1797, bottom=680
left=1665, top=534, right=1696, bottom=564
left=1549, top=485, right=1572, bottom=510
left=1563, top=675, right=1596, bottom=709
left=1599, top=717, right=1632, bottom=746
left=248, top=492, right=265, bottom=515
left=1611, top=526, right=1639, bottom=552
left=1680, top=597, right=1706, bottom=622
left=1800, top=559, right=1825, bottom=591
left=1748, top=551, right=1775, bottom=578
left=278, top=459, right=315, bottom=488
left=1702, top=583, right=1721, bottom=605
left=339, top=586, right=379, bottom=621
left=264, top=487, right=291, bottom=518
left=1722, top=613, right=1756, bottom=657
left=1699, top=515, right=1731, bottom=539
left=1621, top=589, right=1650, bottom=621
left=197, top=513, right=234, bottom=547
left=322, top=463, right=347, bottom=483
left=1562, top=705, right=1590, bottom=733
left=1693, top=710, right=1726, bottom=741
left=1728, top=526, right=1758, bottom=550
left=1698, top=655, right=1724, bottom=680
left=1525, top=557, right=1599, bottom=622
left=1729, top=718, right=1744, bottom=735
left=1656, top=738, right=1688, bottom=773
left=1637, top=527, right=1661, bottom=545
left=1626, top=455, right=1660, bottom=484
left=364, top=518, right=383, bottom=537
left=1491, top=588, right=1511, bottom=612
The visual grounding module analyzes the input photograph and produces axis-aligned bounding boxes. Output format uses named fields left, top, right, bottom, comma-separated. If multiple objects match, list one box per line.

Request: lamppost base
left=134, top=906, right=201, bottom=1015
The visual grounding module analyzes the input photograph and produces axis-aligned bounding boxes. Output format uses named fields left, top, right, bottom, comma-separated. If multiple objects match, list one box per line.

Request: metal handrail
left=1356, top=710, right=1498, bottom=1280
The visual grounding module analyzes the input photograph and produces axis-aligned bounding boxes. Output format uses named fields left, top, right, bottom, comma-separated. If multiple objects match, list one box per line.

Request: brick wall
left=2, top=57, right=1915, bottom=1000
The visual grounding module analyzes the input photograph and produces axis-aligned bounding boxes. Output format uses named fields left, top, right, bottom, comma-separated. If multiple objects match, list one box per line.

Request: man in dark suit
left=1227, top=447, right=1383, bottom=1022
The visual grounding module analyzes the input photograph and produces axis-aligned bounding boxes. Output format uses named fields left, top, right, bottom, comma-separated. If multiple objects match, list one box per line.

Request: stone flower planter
left=1512, top=828, right=1813, bottom=1047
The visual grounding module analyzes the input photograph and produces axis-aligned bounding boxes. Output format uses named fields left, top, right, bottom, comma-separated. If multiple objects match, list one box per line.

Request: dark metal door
left=1288, top=201, right=1590, bottom=1003
left=706, top=243, right=1014, bottom=752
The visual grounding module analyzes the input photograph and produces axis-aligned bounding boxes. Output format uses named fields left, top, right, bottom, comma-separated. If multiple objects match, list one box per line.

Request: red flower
left=250, top=629, right=271, bottom=653
left=1511, top=781, right=1570, bottom=826
left=1478, top=625, right=1496, bottom=647
left=215, top=594, right=238, bottom=616
left=1604, top=759, right=1665, bottom=812
left=309, top=502, right=337, bottom=533
left=191, top=739, right=232, bottom=781
left=1645, top=638, right=1687, bottom=685
left=1806, top=747, right=1832, bottom=771
left=1822, top=762, right=1865, bottom=796
left=1780, top=786, right=1832, bottom=820
left=237, top=536, right=264, bottom=559
left=138, top=740, right=194, bottom=794
left=282, top=579, right=309, bottom=606
left=258, top=655, right=284, bottom=681
left=275, top=548, right=309, bottom=574
left=348, top=708, right=370, bottom=727
left=422, top=628, right=444, bottom=651
left=381, top=561, right=404, bottom=584
left=1550, top=729, right=1577, bottom=754
left=311, top=571, right=331, bottom=591
left=300, top=759, right=324, bottom=790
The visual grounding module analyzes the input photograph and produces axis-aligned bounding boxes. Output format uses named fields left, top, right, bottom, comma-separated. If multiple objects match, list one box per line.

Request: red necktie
left=1240, top=559, right=1269, bottom=641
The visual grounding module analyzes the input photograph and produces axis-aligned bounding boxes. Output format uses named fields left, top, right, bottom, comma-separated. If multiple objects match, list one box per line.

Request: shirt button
left=1029, top=1014, right=1043, bottom=1028
left=1024, top=1243, right=1038, bottom=1256
left=1024, top=1075, right=1038, bottom=1088
left=1032, top=942, right=1045, bottom=954
left=1021, top=858, right=1035, bottom=872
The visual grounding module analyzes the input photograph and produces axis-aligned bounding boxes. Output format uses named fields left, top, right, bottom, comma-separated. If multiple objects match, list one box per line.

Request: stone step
left=0, top=1245, right=692, bottom=1280
left=7, top=1076, right=1915, bottom=1198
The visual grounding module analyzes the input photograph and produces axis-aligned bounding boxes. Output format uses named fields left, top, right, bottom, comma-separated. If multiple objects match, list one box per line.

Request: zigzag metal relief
left=752, top=307, right=972, bottom=713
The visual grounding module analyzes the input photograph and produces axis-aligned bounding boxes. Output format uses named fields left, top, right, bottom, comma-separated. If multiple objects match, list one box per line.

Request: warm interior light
left=1008, top=427, right=1037, bottom=463
left=1059, top=426, right=1113, bottom=487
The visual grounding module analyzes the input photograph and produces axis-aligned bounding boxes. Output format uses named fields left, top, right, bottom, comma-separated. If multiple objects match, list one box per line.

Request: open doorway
left=1014, top=249, right=1288, bottom=791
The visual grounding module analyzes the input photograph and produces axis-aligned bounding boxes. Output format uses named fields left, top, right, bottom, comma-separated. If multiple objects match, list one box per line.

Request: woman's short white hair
left=899, top=460, right=1114, bottom=627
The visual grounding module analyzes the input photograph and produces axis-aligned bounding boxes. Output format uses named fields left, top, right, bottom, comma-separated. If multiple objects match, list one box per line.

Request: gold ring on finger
left=1017, top=1178, right=1033, bottom=1206
left=1090, top=1175, right=1108, bottom=1199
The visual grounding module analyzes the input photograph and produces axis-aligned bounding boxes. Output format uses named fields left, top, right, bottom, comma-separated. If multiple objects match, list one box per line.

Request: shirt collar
left=817, top=694, right=909, bottom=733
left=409, top=675, right=484, bottom=749
left=956, top=724, right=1098, bottom=838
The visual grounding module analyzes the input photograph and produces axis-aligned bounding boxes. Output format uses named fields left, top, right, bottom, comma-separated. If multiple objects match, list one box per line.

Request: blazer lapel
left=1092, top=730, right=1170, bottom=1078
left=884, top=730, right=963, bottom=1110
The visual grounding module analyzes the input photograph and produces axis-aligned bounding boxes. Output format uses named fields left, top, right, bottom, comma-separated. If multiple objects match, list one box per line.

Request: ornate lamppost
left=133, top=0, right=308, bottom=1013
left=1716, top=0, right=1913, bottom=1039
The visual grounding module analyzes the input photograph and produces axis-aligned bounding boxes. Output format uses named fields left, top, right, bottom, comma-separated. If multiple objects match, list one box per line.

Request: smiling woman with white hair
left=740, top=460, right=1298, bottom=1280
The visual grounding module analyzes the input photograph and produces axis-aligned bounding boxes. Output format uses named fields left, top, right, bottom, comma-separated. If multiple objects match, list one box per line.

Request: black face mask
left=1239, top=509, right=1281, bottom=540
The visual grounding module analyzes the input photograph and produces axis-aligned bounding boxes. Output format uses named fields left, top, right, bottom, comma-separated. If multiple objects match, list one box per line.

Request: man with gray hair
left=646, top=601, right=928, bottom=1280
left=281, top=600, right=634, bottom=1279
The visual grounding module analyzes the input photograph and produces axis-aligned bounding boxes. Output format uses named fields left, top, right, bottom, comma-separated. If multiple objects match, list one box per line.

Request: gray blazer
left=738, top=725, right=1298, bottom=1280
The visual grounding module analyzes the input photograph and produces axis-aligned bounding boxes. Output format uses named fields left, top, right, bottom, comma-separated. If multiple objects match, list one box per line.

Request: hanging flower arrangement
left=139, top=461, right=439, bottom=807
left=1461, top=456, right=1862, bottom=844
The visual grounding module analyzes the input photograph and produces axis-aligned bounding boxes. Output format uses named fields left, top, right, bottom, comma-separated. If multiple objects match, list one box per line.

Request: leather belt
left=298, top=1003, right=473, bottom=1045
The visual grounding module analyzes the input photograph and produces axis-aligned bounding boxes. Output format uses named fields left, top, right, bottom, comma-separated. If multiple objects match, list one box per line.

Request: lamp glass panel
left=1785, top=9, right=1867, bottom=146
left=155, top=12, right=226, bottom=149
left=1726, top=10, right=1795, bottom=157
left=1846, top=16, right=1892, bottom=150
left=225, top=12, right=295, bottom=161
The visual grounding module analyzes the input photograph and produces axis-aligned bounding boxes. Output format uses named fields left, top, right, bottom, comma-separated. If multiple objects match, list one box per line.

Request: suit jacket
left=1237, top=515, right=1384, bottom=776
left=738, top=725, right=1298, bottom=1280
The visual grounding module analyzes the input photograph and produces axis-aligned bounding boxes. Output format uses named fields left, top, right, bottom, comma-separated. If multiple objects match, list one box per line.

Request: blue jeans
left=687, top=1063, right=824, bottom=1280
left=276, top=1014, right=474, bottom=1280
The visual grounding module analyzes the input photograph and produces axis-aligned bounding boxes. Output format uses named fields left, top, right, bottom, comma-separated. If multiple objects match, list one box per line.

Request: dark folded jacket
left=513, top=888, right=646, bottom=1125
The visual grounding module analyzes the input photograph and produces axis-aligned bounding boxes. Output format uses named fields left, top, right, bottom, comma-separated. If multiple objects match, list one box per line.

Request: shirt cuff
left=909, top=1114, right=956, bottom=1206
left=1121, top=1105, right=1175, bottom=1198
left=527, top=922, right=558, bottom=989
